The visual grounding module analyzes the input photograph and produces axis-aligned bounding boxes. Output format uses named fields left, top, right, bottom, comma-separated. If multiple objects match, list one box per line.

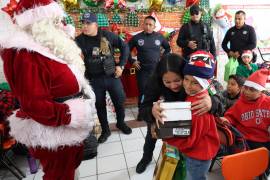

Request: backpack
left=83, top=131, right=98, bottom=160
left=215, top=117, right=249, bottom=154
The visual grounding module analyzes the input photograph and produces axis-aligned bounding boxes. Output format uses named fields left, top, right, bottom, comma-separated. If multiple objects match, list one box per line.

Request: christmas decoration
left=182, top=8, right=191, bottom=24
left=149, top=0, right=164, bottom=11
left=213, top=5, right=232, bottom=29
left=199, top=0, right=211, bottom=26
left=125, top=8, right=139, bottom=27
left=62, top=0, right=77, bottom=5
left=83, top=0, right=102, bottom=7
left=97, top=13, right=109, bottom=27
left=167, top=0, right=176, bottom=5
left=185, top=0, right=199, bottom=8
left=1, top=0, right=18, bottom=17
left=111, top=11, right=123, bottom=24
left=105, top=0, right=127, bottom=9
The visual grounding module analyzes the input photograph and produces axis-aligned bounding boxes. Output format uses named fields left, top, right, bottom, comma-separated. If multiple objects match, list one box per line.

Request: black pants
left=90, top=75, right=126, bottom=132
left=136, top=69, right=153, bottom=109
left=142, top=123, right=157, bottom=160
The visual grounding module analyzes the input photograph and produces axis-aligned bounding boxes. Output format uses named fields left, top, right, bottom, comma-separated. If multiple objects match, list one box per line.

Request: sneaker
left=136, top=158, right=152, bottom=174
left=98, top=131, right=111, bottom=143
left=116, top=123, right=132, bottom=134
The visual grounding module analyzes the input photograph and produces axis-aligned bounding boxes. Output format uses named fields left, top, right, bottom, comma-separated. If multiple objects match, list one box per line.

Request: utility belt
left=86, top=55, right=115, bottom=77
left=54, top=92, right=84, bottom=103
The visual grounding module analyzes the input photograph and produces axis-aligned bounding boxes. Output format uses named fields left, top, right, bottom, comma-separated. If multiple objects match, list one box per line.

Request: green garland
left=83, top=0, right=102, bottom=7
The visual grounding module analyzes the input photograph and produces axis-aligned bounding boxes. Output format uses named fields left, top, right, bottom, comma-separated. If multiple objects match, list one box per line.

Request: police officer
left=222, top=10, right=257, bottom=63
left=128, top=15, right=171, bottom=121
left=75, top=12, right=132, bottom=143
left=176, top=5, right=216, bottom=60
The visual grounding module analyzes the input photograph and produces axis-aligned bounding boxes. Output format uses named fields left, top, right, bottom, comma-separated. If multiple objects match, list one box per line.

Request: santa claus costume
left=0, top=0, right=96, bottom=179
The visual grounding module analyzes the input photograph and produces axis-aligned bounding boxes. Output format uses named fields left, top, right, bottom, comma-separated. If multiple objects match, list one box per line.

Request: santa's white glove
left=65, top=98, right=96, bottom=129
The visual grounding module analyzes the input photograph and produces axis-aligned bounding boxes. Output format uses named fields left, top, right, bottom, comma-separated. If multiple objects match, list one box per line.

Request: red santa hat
left=241, top=50, right=253, bottom=59
left=244, top=69, right=270, bottom=91
left=14, top=0, right=64, bottom=28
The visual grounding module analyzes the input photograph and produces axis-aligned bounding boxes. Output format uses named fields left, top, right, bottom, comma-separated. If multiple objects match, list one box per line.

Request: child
left=222, top=69, right=270, bottom=173
left=222, top=75, right=245, bottom=111
left=236, top=50, right=258, bottom=78
left=165, top=50, right=220, bottom=180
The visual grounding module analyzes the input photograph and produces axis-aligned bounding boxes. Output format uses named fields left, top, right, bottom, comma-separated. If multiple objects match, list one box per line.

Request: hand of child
left=152, top=100, right=165, bottom=128
left=219, top=117, right=231, bottom=126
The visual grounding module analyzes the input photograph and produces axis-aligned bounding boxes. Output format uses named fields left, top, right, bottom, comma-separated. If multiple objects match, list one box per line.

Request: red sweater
left=166, top=91, right=220, bottom=160
left=225, top=94, right=270, bottom=142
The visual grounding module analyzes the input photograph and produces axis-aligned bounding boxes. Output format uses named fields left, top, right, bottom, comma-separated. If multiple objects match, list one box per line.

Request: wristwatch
left=119, top=66, right=124, bottom=70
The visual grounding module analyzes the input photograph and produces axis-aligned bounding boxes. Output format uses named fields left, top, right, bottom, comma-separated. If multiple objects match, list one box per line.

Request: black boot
left=136, top=157, right=152, bottom=174
left=116, top=123, right=132, bottom=134
left=98, top=130, right=111, bottom=143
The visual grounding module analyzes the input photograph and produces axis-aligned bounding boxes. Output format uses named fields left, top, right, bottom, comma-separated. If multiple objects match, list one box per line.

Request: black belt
left=54, top=92, right=83, bottom=103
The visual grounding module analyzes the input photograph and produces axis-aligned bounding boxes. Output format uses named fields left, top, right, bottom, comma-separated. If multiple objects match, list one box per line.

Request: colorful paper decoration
left=149, top=0, right=164, bottom=11
left=185, top=0, right=199, bottom=8
left=105, top=0, right=127, bottom=9
left=125, top=9, right=139, bottom=27
left=97, top=13, right=109, bottom=27
left=83, top=0, right=102, bottom=7
left=182, top=9, right=191, bottom=24
left=1, top=0, right=18, bottom=17
left=111, top=12, right=122, bottom=24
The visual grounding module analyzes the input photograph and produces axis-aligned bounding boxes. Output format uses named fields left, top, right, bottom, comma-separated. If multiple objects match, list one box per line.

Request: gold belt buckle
left=130, top=68, right=136, bottom=75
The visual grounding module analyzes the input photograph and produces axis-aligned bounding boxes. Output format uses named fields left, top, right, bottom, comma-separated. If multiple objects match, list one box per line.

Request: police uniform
left=76, top=29, right=130, bottom=136
left=176, top=21, right=216, bottom=60
left=222, top=24, right=257, bottom=60
left=128, top=31, right=171, bottom=109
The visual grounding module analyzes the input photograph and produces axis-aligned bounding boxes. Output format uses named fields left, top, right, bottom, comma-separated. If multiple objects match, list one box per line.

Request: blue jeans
left=90, top=75, right=126, bottom=132
left=185, top=156, right=211, bottom=180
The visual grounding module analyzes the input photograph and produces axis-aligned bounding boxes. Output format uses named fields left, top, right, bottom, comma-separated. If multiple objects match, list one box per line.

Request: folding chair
left=222, top=147, right=269, bottom=180
left=0, top=123, right=26, bottom=180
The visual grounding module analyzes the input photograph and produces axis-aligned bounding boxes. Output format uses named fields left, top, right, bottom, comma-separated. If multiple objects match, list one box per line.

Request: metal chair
left=0, top=123, right=26, bottom=180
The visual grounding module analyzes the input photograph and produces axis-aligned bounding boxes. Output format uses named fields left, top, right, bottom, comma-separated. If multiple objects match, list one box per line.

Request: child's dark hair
left=144, top=15, right=156, bottom=22
left=155, top=53, right=185, bottom=85
left=228, top=75, right=245, bottom=87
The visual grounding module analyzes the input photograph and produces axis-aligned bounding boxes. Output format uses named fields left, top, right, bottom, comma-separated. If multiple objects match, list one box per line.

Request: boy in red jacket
left=222, top=69, right=270, bottom=174
left=165, top=50, right=220, bottom=180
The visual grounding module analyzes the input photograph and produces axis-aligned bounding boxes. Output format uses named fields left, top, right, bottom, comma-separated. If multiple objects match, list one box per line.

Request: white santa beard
left=30, top=19, right=85, bottom=74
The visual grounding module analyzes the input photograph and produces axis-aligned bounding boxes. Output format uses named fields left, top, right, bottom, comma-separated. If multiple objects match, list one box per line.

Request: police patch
left=155, top=40, right=161, bottom=46
left=231, top=31, right=235, bottom=36
left=243, top=31, right=248, bottom=35
left=138, top=39, right=144, bottom=46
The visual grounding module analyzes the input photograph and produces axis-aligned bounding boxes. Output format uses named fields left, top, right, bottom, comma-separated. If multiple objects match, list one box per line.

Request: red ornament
left=1, top=0, right=18, bottom=17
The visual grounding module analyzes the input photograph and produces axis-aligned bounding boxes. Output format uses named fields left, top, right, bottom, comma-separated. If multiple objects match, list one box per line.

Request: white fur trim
left=65, top=98, right=96, bottom=128
left=193, top=76, right=210, bottom=90
left=244, top=80, right=265, bottom=91
left=8, top=103, right=94, bottom=150
left=15, top=2, right=64, bottom=28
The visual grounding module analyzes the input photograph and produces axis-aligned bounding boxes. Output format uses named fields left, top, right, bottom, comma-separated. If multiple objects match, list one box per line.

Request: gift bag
left=153, top=143, right=180, bottom=180
left=224, top=57, right=239, bottom=82
left=172, top=153, right=186, bottom=180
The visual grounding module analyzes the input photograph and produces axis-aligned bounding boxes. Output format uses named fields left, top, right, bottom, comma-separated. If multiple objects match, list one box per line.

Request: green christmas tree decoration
left=182, top=9, right=191, bottom=24
left=199, top=0, right=212, bottom=26
left=111, top=12, right=122, bottom=24
left=97, top=13, right=109, bottom=27
left=125, top=9, right=139, bottom=27
left=64, top=14, right=75, bottom=27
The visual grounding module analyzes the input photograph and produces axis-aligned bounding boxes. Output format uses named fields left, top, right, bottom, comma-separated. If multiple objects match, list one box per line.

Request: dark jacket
left=176, top=21, right=216, bottom=59
left=222, top=24, right=257, bottom=55
left=75, top=29, right=129, bottom=77
left=128, top=31, right=171, bottom=71
left=140, top=74, right=225, bottom=124
left=221, top=91, right=241, bottom=112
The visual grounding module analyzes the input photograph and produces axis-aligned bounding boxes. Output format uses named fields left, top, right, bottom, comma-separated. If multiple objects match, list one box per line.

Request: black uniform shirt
left=128, top=31, right=171, bottom=70
left=222, top=24, right=257, bottom=54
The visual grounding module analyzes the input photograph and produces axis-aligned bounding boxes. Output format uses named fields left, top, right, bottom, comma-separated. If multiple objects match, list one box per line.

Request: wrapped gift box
left=155, top=102, right=192, bottom=139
